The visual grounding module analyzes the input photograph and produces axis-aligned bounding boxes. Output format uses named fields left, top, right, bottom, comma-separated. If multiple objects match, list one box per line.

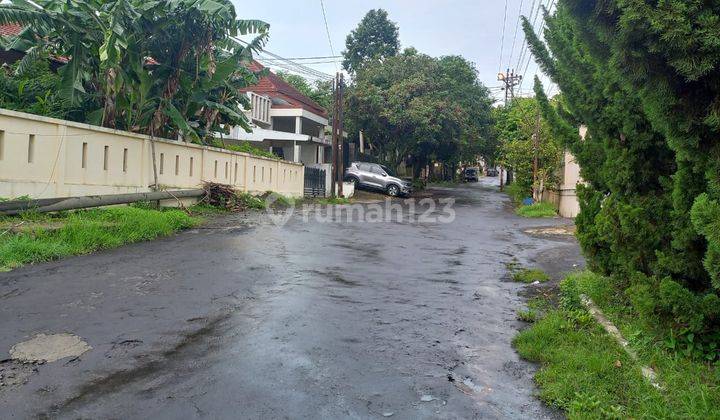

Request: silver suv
left=345, top=162, right=413, bottom=197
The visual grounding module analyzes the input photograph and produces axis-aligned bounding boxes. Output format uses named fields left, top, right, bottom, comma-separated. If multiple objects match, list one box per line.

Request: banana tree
left=0, top=0, right=269, bottom=141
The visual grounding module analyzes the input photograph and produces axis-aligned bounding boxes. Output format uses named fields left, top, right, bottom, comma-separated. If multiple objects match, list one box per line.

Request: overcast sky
left=231, top=0, right=555, bottom=103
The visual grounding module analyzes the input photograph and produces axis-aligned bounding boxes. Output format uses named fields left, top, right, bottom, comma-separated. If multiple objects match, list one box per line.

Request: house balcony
left=247, top=92, right=271, bottom=127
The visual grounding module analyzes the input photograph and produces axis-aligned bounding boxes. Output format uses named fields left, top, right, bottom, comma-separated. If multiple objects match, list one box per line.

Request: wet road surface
left=0, top=179, right=583, bottom=419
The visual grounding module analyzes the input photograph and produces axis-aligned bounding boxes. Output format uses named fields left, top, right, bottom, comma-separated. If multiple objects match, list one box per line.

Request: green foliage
left=0, top=58, right=87, bottom=120
left=342, top=9, right=399, bottom=74
left=276, top=71, right=332, bottom=112
left=516, top=202, right=557, bottom=218
left=522, top=1, right=720, bottom=341
left=347, top=49, right=494, bottom=179
left=0, top=0, right=268, bottom=142
left=513, top=268, right=551, bottom=283
left=517, top=308, right=539, bottom=323
left=211, top=140, right=279, bottom=160
left=317, top=197, right=351, bottom=205
left=495, top=94, right=564, bottom=195
left=236, top=193, right=266, bottom=210
left=514, top=270, right=720, bottom=418
left=0, top=206, right=196, bottom=271
left=505, top=182, right=528, bottom=204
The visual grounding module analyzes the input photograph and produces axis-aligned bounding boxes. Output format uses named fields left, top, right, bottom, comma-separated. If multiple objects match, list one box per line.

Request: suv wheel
left=349, top=177, right=360, bottom=188
left=387, top=184, right=400, bottom=197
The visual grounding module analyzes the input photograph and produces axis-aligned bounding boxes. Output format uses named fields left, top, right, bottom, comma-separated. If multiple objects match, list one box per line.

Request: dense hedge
left=524, top=1, right=720, bottom=359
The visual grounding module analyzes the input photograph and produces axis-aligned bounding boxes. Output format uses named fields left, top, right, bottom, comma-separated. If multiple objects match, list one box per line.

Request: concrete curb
left=580, top=294, right=662, bottom=389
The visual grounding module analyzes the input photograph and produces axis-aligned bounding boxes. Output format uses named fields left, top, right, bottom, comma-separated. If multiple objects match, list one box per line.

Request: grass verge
left=516, top=202, right=557, bottom=218
left=514, top=271, right=720, bottom=418
left=513, top=268, right=551, bottom=283
left=0, top=205, right=198, bottom=271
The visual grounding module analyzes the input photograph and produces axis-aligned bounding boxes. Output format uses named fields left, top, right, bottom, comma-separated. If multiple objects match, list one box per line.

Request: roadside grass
left=516, top=202, right=557, bottom=218
left=514, top=271, right=720, bottom=418
left=513, top=268, right=550, bottom=283
left=237, top=193, right=267, bottom=210
left=0, top=206, right=197, bottom=271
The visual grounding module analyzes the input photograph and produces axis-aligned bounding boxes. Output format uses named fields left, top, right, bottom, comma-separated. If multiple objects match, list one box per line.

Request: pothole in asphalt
left=9, top=333, right=91, bottom=363
left=0, top=359, right=37, bottom=390
left=447, top=372, right=491, bottom=395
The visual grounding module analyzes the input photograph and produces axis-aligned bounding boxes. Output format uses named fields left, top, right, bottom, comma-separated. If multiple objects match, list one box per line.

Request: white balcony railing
left=248, top=92, right=271, bottom=126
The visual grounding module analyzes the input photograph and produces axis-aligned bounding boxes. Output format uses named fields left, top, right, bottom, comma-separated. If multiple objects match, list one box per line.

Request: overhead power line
left=507, top=0, right=525, bottom=69
left=515, top=0, right=538, bottom=71
left=319, top=0, right=340, bottom=72
left=498, top=0, right=509, bottom=73
left=232, top=36, right=334, bottom=81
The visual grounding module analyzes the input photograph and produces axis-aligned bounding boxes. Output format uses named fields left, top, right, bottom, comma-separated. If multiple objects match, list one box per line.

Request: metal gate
left=304, top=167, right=326, bottom=197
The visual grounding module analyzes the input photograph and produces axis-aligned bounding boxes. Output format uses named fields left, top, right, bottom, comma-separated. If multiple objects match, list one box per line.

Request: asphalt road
left=0, top=179, right=583, bottom=419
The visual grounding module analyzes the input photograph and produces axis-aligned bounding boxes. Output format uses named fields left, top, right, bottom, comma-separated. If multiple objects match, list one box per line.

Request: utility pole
left=497, top=68, right=523, bottom=106
left=337, top=73, right=344, bottom=198
left=532, top=109, right=541, bottom=201
left=497, top=69, right=523, bottom=190
left=331, top=72, right=344, bottom=198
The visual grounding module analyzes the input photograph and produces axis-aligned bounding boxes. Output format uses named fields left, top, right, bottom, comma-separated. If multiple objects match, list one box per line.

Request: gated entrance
left=304, top=167, right=326, bottom=197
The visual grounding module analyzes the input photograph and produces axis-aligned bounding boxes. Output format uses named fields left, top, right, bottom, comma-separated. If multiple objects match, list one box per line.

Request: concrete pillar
left=293, top=141, right=301, bottom=163
left=295, top=116, right=302, bottom=135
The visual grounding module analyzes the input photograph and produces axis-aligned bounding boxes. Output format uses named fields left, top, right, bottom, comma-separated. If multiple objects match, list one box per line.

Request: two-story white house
left=226, top=61, right=331, bottom=167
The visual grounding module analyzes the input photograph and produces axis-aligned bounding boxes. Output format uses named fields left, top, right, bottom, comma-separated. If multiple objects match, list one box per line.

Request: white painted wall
left=0, top=109, right=305, bottom=200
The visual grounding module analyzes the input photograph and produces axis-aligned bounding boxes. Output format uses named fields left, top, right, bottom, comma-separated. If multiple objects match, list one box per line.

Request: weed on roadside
left=317, top=197, right=351, bottom=205
left=516, top=202, right=557, bottom=218
left=517, top=308, right=539, bottom=322
left=513, top=268, right=550, bottom=284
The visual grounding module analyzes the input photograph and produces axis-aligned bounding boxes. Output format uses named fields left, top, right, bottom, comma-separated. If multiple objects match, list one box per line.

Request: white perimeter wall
left=0, top=109, right=304, bottom=200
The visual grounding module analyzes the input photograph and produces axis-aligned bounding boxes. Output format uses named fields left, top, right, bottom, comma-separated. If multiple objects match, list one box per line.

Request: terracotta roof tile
left=0, top=23, right=22, bottom=37
left=242, top=61, right=327, bottom=118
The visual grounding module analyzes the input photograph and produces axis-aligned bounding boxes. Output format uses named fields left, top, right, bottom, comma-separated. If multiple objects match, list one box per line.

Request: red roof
left=0, top=23, right=22, bottom=37
left=242, top=61, right=328, bottom=118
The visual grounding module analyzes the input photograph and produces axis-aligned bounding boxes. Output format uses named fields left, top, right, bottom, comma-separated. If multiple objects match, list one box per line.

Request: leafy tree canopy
left=495, top=88, right=563, bottom=198
left=347, top=49, right=494, bottom=178
left=342, top=9, right=399, bottom=74
left=275, top=71, right=333, bottom=113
